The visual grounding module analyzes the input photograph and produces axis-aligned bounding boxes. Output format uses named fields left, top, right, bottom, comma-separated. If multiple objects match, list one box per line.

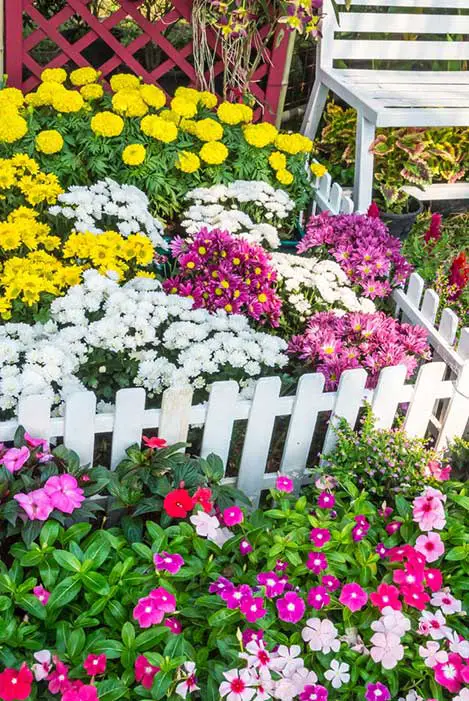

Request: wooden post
left=5, top=0, right=23, bottom=88
left=275, top=31, right=296, bottom=128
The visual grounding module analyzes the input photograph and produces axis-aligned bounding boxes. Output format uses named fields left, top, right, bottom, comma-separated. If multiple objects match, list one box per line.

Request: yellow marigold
left=160, top=109, right=180, bottom=124
left=199, top=141, right=228, bottom=165
left=40, top=68, right=67, bottom=84
left=310, top=162, right=327, bottom=178
left=30, top=81, right=66, bottom=107
left=112, top=89, right=148, bottom=117
left=175, top=86, right=201, bottom=104
left=110, top=73, right=141, bottom=92
left=91, top=111, right=124, bottom=137
left=176, top=151, right=200, bottom=173
left=217, top=102, right=244, bottom=125
left=239, top=104, right=253, bottom=123
left=80, top=83, right=104, bottom=101
left=276, top=168, right=294, bottom=186
left=268, top=151, right=287, bottom=171
left=275, top=132, right=313, bottom=155
left=199, top=91, right=218, bottom=109
left=140, top=115, right=178, bottom=143
left=0, top=160, right=15, bottom=189
left=170, top=96, right=197, bottom=118
left=244, top=123, right=278, bottom=148
left=52, top=89, right=84, bottom=113
left=35, top=129, right=64, bottom=155
left=0, top=112, right=28, bottom=144
left=70, top=66, right=99, bottom=86
left=195, top=117, right=223, bottom=142
left=122, top=143, right=146, bottom=166
left=0, top=88, right=24, bottom=109
left=180, top=118, right=198, bottom=135
left=140, top=84, right=166, bottom=110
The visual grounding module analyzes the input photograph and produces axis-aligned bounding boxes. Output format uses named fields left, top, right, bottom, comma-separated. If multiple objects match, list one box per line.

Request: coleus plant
left=1, top=469, right=469, bottom=700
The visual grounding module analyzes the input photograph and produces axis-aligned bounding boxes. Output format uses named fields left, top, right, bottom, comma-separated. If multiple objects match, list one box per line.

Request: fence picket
left=407, top=273, right=425, bottom=307
left=200, top=381, right=239, bottom=469
left=436, top=361, right=469, bottom=449
left=17, top=395, right=52, bottom=440
left=280, top=373, right=326, bottom=488
left=158, top=385, right=194, bottom=447
left=371, top=365, right=408, bottom=429
left=420, top=289, right=439, bottom=326
left=404, top=362, right=447, bottom=437
left=438, top=308, right=459, bottom=346
left=64, top=392, right=97, bottom=467
left=322, top=368, right=368, bottom=454
left=110, top=388, right=146, bottom=468
left=329, top=182, right=342, bottom=213
left=237, top=376, right=282, bottom=505
left=457, top=329, right=469, bottom=361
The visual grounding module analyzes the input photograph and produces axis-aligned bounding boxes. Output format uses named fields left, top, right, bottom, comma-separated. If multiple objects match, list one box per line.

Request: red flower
left=425, top=568, right=443, bottom=592
left=370, top=583, right=402, bottom=612
left=449, top=252, right=469, bottom=298
left=192, top=487, right=213, bottom=513
left=163, top=489, right=193, bottom=518
left=400, top=583, right=430, bottom=610
left=367, top=202, right=380, bottom=218
left=83, top=654, right=106, bottom=676
left=0, top=664, right=33, bottom=701
left=424, top=213, right=442, bottom=244
left=142, top=436, right=167, bottom=449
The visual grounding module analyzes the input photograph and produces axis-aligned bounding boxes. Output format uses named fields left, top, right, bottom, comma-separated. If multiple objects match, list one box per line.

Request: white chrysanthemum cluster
left=181, top=181, right=296, bottom=249
left=0, top=271, right=287, bottom=416
left=271, top=252, right=376, bottom=324
left=49, top=178, right=167, bottom=249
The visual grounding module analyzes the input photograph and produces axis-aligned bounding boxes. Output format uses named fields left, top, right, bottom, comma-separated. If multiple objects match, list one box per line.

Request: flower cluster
left=0, top=154, right=63, bottom=210
left=181, top=180, right=296, bottom=249
left=15, top=473, right=85, bottom=522
left=298, top=212, right=412, bottom=299
left=288, top=310, right=430, bottom=389
left=49, top=179, right=167, bottom=249
left=164, top=229, right=282, bottom=326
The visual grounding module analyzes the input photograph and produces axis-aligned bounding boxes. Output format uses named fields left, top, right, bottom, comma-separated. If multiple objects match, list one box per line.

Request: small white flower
left=324, top=660, right=350, bottom=689
left=419, top=641, right=448, bottom=668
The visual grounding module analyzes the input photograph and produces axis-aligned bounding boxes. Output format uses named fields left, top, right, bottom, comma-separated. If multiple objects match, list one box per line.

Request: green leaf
left=52, top=550, right=82, bottom=572
left=163, top=634, right=186, bottom=658
left=62, top=523, right=92, bottom=544
left=122, top=622, right=136, bottom=648
left=207, top=608, right=240, bottom=628
left=83, top=537, right=112, bottom=570
left=135, top=627, right=168, bottom=651
left=15, top=594, right=47, bottom=620
left=132, top=543, right=153, bottom=562
left=449, top=494, right=469, bottom=511
left=67, top=628, right=86, bottom=658
left=48, top=577, right=81, bottom=610
left=90, top=639, right=124, bottom=659
left=446, top=546, right=468, bottom=561
left=96, top=679, right=128, bottom=701
left=150, top=670, right=173, bottom=700
left=81, top=571, right=110, bottom=595
left=40, top=521, right=61, bottom=547
left=395, top=495, right=411, bottom=518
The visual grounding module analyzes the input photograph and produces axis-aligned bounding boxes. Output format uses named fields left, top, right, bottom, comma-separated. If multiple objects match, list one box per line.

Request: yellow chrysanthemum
left=52, top=89, right=84, bottom=113
left=176, top=151, right=200, bottom=173
left=35, top=129, right=64, bottom=155
left=122, top=143, right=146, bottom=166
left=80, top=83, right=104, bottom=101
left=199, top=91, right=218, bottom=109
left=170, top=96, right=197, bottom=119
left=110, top=73, right=141, bottom=92
left=276, top=168, right=294, bottom=185
left=112, top=89, right=148, bottom=118
left=199, top=141, right=228, bottom=165
left=0, top=160, right=16, bottom=189
left=0, top=112, right=28, bottom=144
left=310, top=162, right=327, bottom=178
left=0, top=88, right=24, bottom=109
left=91, top=111, right=124, bottom=137
left=244, top=123, right=278, bottom=148
left=217, top=102, right=245, bottom=125
left=140, top=84, right=166, bottom=110
left=140, top=114, right=178, bottom=143
left=40, top=68, right=67, bottom=84
left=195, top=118, right=224, bottom=142
left=275, top=133, right=313, bottom=155
left=70, top=67, right=99, bottom=86
left=268, top=151, right=287, bottom=171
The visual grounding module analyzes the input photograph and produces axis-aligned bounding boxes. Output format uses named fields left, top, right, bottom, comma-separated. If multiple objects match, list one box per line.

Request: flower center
left=231, top=679, right=245, bottom=693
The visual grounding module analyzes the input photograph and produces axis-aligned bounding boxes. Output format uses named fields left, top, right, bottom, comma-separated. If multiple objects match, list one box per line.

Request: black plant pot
left=380, top=197, right=424, bottom=241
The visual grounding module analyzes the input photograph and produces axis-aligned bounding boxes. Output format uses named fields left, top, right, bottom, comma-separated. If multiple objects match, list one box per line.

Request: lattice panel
left=5, top=0, right=289, bottom=122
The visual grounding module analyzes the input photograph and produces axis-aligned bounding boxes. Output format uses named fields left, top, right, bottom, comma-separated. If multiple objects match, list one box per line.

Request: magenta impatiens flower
left=223, top=506, right=244, bottom=526
left=415, top=532, right=445, bottom=563
left=153, top=552, right=184, bottom=574
left=317, top=491, right=335, bottom=509
left=300, top=684, right=328, bottom=701
left=149, top=587, right=176, bottom=612
left=276, top=591, right=305, bottom=623
left=0, top=446, right=30, bottom=473
left=222, top=584, right=252, bottom=610
left=276, top=475, right=294, bottom=493
left=33, top=585, right=50, bottom=605
left=47, top=660, right=70, bottom=694
left=365, top=682, right=391, bottom=701
left=14, top=489, right=53, bottom=521
left=62, top=685, right=98, bottom=701
left=83, top=654, right=106, bottom=676
left=242, top=629, right=264, bottom=647
left=133, top=595, right=165, bottom=628
left=339, top=582, right=368, bottom=612
left=239, top=539, right=253, bottom=555
left=44, top=474, right=85, bottom=514
left=134, top=655, right=160, bottom=689
left=322, top=575, right=340, bottom=592
left=257, top=571, right=286, bottom=598
left=370, top=583, right=401, bottom=612
left=307, top=586, right=330, bottom=610
left=240, top=595, right=267, bottom=623
left=164, top=617, right=182, bottom=634
left=309, top=528, right=331, bottom=548
left=306, top=552, right=328, bottom=574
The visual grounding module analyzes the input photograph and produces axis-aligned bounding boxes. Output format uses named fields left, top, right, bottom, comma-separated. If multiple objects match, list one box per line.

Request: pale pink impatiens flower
left=339, top=582, right=368, bottom=612
left=370, top=631, right=404, bottom=669
left=371, top=607, right=411, bottom=638
left=419, top=610, right=451, bottom=640
left=447, top=631, right=469, bottom=658
left=302, top=618, right=340, bottom=654
left=32, top=650, right=52, bottom=681
left=14, top=489, right=53, bottom=521
left=44, top=474, right=85, bottom=514
left=419, top=641, right=449, bottom=668
left=412, top=491, right=446, bottom=532
left=239, top=640, right=273, bottom=672
left=219, top=669, right=256, bottom=701
left=175, top=662, right=199, bottom=699
left=190, top=511, right=220, bottom=540
left=269, top=645, right=304, bottom=676
left=415, top=532, right=445, bottom=563
left=430, top=589, right=462, bottom=615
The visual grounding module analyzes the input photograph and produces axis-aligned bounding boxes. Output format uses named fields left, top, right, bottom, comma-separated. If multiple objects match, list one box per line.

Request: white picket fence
left=313, top=170, right=354, bottom=215
left=0, top=361, right=467, bottom=504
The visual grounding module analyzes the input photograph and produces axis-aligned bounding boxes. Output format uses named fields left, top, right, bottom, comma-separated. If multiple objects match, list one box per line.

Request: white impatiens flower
left=269, top=645, right=303, bottom=677
left=50, top=178, right=167, bottom=249
left=175, top=662, right=199, bottom=699
left=398, top=691, right=423, bottom=701
left=301, top=618, right=340, bottom=654
left=189, top=512, right=221, bottom=540
left=446, top=630, right=469, bottom=658
left=219, top=669, right=256, bottom=701
left=371, top=607, right=411, bottom=638
left=418, top=641, right=449, bottom=668
left=430, top=589, right=462, bottom=615
left=454, top=689, right=469, bottom=701
left=324, top=660, right=350, bottom=689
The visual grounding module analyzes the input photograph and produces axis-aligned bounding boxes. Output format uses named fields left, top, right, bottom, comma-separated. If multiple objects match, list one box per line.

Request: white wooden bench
left=302, top=0, right=469, bottom=212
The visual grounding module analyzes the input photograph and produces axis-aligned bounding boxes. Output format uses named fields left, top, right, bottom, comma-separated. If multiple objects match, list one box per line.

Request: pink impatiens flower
left=419, top=610, right=450, bottom=640
left=32, top=650, right=51, bottom=681
left=149, top=587, right=176, bottom=612
left=47, top=660, right=70, bottom=694
left=306, top=552, right=328, bottom=574
left=322, top=575, right=340, bottom=592
left=276, top=475, right=294, bottom=493
left=434, top=653, right=464, bottom=693
left=14, top=489, right=53, bottom=521
left=83, top=654, right=106, bottom=676
left=223, top=506, right=244, bottom=526
left=365, top=682, right=391, bottom=701
left=240, top=596, right=267, bottom=623
left=153, top=552, right=185, bottom=575
left=219, top=669, right=256, bottom=701
left=44, top=474, right=85, bottom=514
left=134, top=655, right=159, bottom=689
left=419, top=641, right=449, bottom=668
left=309, top=528, right=331, bottom=548
left=415, top=532, right=445, bottom=563
left=257, top=571, right=285, bottom=598
left=430, top=589, right=462, bottom=615
left=0, top=446, right=30, bottom=473
left=370, top=631, right=404, bottom=669
left=317, top=491, right=335, bottom=509
left=62, top=685, right=99, bottom=701
left=339, top=583, right=368, bottom=612
left=175, top=661, right=199, bottom=699
left=302, top=618, right=340, bottom=654
left=425, top=568, right=443, bottom=592
left=412, top=491, right=446, bottom=532
left=133, top=595, right=165, bottom=628
left=276, top=592, right=305, bottom=624
left=33, top=585, right=50, bottom=605
left=164, top=617, right=182, bottom=634
left=370, top=583, right=401, bottom=612
left=307, top=586, right=330, bottom=610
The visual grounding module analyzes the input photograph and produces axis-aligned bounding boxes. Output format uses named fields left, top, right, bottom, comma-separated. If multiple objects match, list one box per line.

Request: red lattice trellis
left=5, top=0, right=290, bottom=122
